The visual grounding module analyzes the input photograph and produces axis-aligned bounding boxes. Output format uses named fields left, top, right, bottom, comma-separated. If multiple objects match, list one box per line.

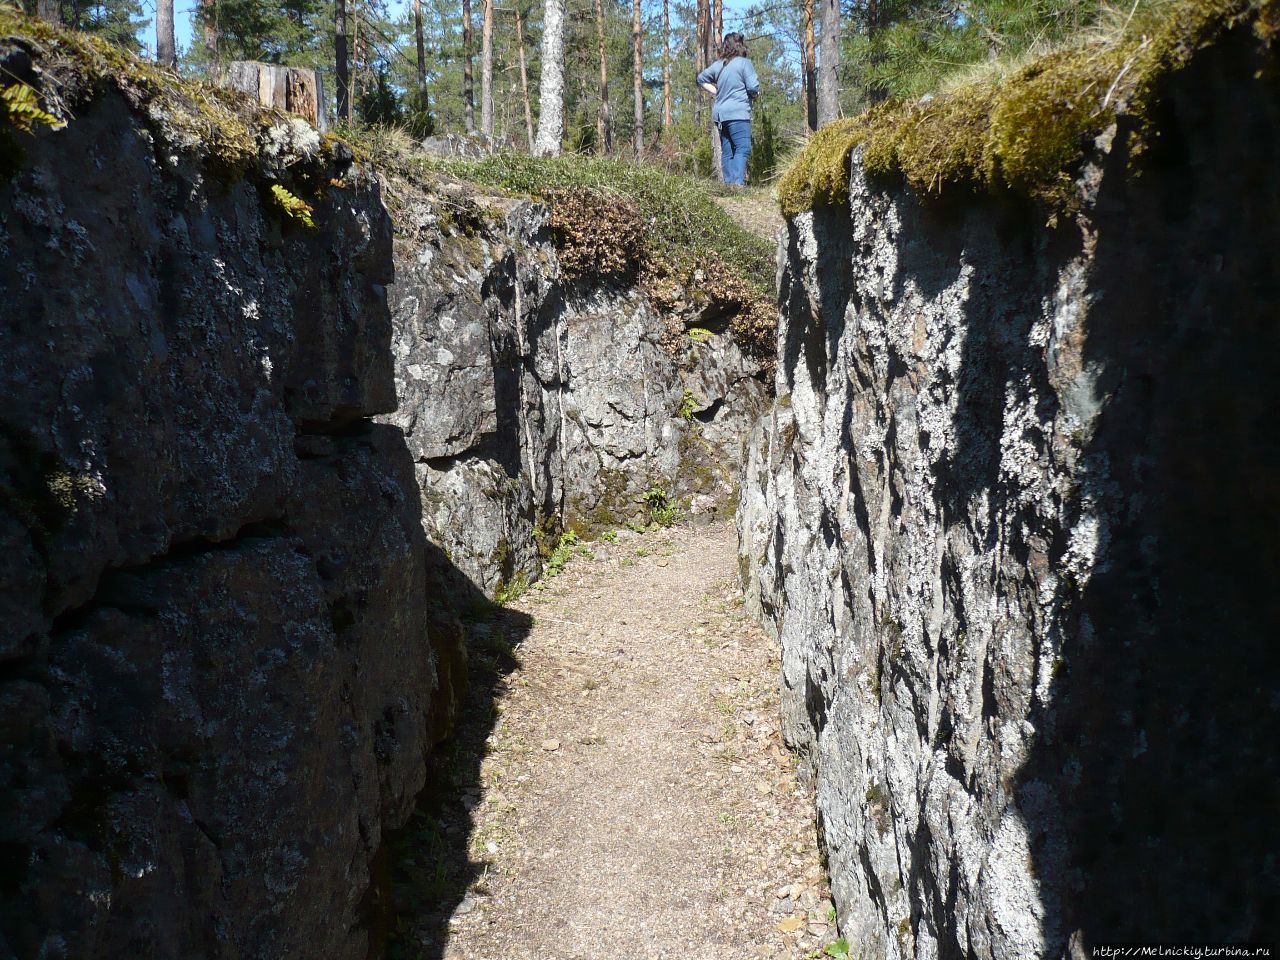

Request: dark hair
left=720, top=32, right=748, bottom=61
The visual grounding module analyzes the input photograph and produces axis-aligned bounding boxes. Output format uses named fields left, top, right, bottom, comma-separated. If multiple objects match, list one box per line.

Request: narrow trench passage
left=388, top=523, right=833, bottom=959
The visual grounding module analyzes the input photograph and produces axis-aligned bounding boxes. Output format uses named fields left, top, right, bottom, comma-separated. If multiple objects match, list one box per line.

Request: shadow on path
left=371, top=551, right=533, bottom=960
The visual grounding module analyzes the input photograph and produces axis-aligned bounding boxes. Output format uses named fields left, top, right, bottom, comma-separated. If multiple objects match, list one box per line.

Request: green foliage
left=1, top=82, right=65, bottom=135
left=600, top=529, right=619, bottom=543
left=421, top=152, right=774, bottom=297
left=687, top=327, right=715, bottom=344
left=415, top=151, right=779, bottom=361
left=840, top=0, right=1098, bottom=105
left=21, top=0, right=149, bottom=51
left=642, top=486, right=678, bottom=528
left=402, top=87, right=435, bottom=140
left=824, top=939, right=852, bottom=959
left=494, top=572, right=529, bottom=604
left=678, top=389, right=700, bottom=421
left=270, top=183, right=317, bottom=227
left=780, top=0, right=1280, bottom=216
left=543, top=530, right=579, bottom=579
left=358, top=67, right=403, bottom=128
left=193, top=0, right=332, bottom=68
left=1, top=79, right=65, bottom=177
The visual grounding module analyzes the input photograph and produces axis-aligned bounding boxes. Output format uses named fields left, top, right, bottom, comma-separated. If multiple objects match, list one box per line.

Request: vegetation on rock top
left=777, top=0, right=1279, bottom=217
left=0, top=9, right=358, bottom=202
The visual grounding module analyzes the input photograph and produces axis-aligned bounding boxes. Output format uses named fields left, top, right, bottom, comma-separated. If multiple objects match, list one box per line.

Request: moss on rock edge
left=777, top=0, right=1278, bottom=216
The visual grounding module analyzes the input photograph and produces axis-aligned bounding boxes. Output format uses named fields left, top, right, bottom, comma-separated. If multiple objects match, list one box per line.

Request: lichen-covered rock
left=740, top=29, right=1279, bottom=959
left=381, top=179, right=769, bottom=595
left=0, top=45, right=452, bottom=958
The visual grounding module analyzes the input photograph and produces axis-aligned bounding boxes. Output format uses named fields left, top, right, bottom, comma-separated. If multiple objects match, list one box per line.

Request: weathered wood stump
left=218, top=61, right=329, bottom=131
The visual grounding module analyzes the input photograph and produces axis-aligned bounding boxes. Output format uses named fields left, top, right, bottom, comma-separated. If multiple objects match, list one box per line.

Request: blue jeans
left=719, top=119, right=752, bottom=186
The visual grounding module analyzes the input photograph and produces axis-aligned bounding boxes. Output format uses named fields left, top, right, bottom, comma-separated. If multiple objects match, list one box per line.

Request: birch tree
left=480, top=0, right=494, bottom=136
left=631, top=0, right=643, bottom=158
left=661, top=0, right=671, bottom=129
left=593, top=0, right=612, bottom=153
left=533, top=0, right=565, bottom=156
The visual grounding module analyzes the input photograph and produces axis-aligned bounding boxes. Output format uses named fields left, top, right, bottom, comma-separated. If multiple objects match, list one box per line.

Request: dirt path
left=713, top=187, right=787, bottom=244
left=390, top=523, right=835, bottom=960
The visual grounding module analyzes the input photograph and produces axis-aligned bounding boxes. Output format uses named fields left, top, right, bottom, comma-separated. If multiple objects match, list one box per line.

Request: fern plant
left=269, top=183, right=316, bottom=229
left=1, top=83, right=64, bottom=134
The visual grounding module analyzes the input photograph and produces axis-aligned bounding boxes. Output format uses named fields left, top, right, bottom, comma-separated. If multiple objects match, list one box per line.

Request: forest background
left=17, top=0, right=1102, bottom=183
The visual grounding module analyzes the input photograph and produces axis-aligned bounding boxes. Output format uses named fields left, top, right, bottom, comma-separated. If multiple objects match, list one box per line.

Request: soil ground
left=713, top=187, right=787, bottom=246
left=389, top=522, right=837, bottom=960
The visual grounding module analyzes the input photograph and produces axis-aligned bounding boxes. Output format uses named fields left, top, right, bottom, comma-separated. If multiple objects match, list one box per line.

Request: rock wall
left=0, top=42, right=462, bottom=958
left=740, top=29, right=1279, bottom=959
left=381, top=179, right=769, bottom=595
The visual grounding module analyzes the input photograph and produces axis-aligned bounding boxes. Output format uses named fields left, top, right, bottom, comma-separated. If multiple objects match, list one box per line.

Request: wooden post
left=221, top=62, right=330, bottom=132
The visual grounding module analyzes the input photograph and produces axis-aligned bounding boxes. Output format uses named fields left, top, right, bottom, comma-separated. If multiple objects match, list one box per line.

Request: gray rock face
left=381, top=183, right=769, bottom=595
left=0, top=74, right=454, bottom=958
left=740, top=34, right=1279, bottom=959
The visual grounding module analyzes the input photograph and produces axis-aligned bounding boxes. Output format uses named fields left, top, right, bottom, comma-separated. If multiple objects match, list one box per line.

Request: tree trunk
left=694, top=0, right=706, bottom=126
left=817, top=0, right=839, bottom=126
left=222, top=61, right=328, bottom=131
left=462, top=0, right=476, bottom=134
left=414, top=0, right=427, bottom=89
left=632, top=0, right=643, bottom=159
left=156, top=0, right=176, bottom=68
left=661, top=0, right=671, bottom=129
left=533, top=0, right=565, bottom=156
left=593, top=0, right=611, bottom=153
left=803, top=0, right=817, bottom=132
left=514, top=3, right=535, bottom=149
left=335, top=0, right=350, bottom=121
left=203, top=0, right=220, bottom=65
left=480, top=0, right=494, bottom=136
left=707, top=0, right=721, bottom=181
left=352, top=0, right=361, bottom=106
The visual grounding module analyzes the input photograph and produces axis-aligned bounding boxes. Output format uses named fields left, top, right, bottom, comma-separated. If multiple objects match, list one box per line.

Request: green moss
left=778, top=0, right=1279, bottom=216
left=989, top=45, right=1128, bottom=202
left=895, top=84, right=999, bottom=194
left=0, top=10, right=364, bottom=190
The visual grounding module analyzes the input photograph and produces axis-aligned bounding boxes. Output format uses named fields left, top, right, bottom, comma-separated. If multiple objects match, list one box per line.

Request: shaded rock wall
left=739, top=30, right=1279, bottom=959
left=0, top=63, right=460, bottom=958
left=381, top=181, right=769, bottom=595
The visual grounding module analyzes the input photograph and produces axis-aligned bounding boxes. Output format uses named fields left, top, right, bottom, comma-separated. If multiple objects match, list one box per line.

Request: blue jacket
left=697, top=57, right=759, bottom=124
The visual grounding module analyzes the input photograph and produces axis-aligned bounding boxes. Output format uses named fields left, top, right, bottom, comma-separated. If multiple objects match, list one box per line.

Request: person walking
left=696, top=32, right=759, bottom=187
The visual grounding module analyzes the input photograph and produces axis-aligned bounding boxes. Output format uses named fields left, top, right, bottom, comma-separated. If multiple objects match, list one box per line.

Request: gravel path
left=390, top=523, right=835, bottom=960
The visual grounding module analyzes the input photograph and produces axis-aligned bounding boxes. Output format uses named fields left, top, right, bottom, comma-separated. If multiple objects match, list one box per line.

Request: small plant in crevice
left=493, top=573, right=528, bottom=605
left=678, top=389, right=701, bottom=421
left=642, top=486, right=679, bottom=528
left=270, top=183, right=317, bottom=228
left=543, top=530, right=579, bottom=579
